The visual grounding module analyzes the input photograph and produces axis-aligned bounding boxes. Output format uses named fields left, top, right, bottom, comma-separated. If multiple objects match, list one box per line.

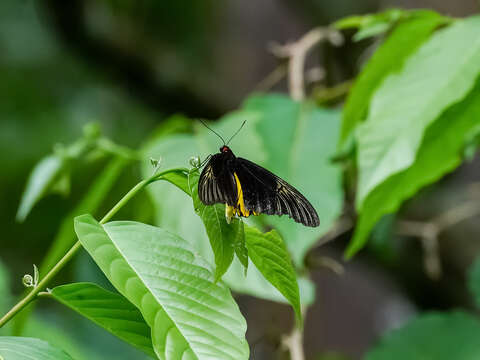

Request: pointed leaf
left=16, top=155, right=64, bottom=222
left=49, top=282, right=155, bottom=357
left=244, top=226, right=301, bottom=323
left=346, top=73, right=480, bottom=257
left=75, top=214, right=249, bottom=360
left=160, top=171, right=189, bottom=195
left=0, top=336, right=74, bottom=360
left=339, top=11, right=447, bottom=146
left=356, top=16, right=480, bottom=206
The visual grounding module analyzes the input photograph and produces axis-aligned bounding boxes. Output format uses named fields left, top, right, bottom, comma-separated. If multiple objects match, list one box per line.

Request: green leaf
left=49, top=282, right=155, bottom=357
left=245, top=96, right=343, bottom=265
left=0, top=336, right=74, bottom=360
left=339, top=11, right=447, bottom=146
left=365, top=312, right=480, bottom=360
left=244, top=226, right=301, bottom=323
left=346, top=62, right=480, bottom=257
left=23, top=317, right=101, bottom=360
left=160, top=171, right=189, bottom=194
left=356, top=16, right=480, bottom=207
left=40, top=157, right=129, bottom=274
left=335, top=8, right=407, bottom=41
left=467, top=256, right=480, bottom=308
left=13, top=157, right=130, bottom=335
left=187, top=170, right=244, bottom=281
left=15, top=128, right=101, bottom=223
left=16, top=155, right=64, bottom=222
left=75, top=214, right=249, bottom=360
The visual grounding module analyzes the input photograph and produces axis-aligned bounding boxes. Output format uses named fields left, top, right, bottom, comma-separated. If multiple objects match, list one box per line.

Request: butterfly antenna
left=226, top=120, right=247, bottom=145
left=198, top=119, right=226, bottom=145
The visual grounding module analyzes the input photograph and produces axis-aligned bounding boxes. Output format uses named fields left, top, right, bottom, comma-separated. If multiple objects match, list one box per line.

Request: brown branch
left=316, top=217, right=353, bottom=248
left=281, top=306, right=308, bottom=360
left=396, top=199, right=480, bottom=280
left=307, top=255, right=345, bottom=275
left=254, top=63, right=288, bottom=92
left=270, top=28, right=343, bottom=100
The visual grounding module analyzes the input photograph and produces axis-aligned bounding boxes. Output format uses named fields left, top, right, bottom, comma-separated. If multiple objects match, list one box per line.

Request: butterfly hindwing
left=234, top=158, right=320, bottom=227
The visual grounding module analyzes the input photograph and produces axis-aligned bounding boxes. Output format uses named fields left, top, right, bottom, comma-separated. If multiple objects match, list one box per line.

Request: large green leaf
left=49, top=282, right=155, bottom=357
left=245, top=96, right=343, bottom=265
left=339, top=11, right=447, bottom=146
left=365, top=312, right=480, bottom=360
left=244, top=226, right=301, bottom=322
left=0, top=336, right=74, bottom=360
left=75, top=214, right=249, bottom=360
left=346, top=76, right=480, bottom=257
left=356, top=16, right=480, bottom=207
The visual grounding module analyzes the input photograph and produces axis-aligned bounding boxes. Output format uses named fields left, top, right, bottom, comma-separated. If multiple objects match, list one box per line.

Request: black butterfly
left=197, top=121, right=320, bottom=227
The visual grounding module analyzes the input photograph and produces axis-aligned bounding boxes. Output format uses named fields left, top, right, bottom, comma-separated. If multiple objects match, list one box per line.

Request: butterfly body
left=198, top=145, right=320, bottom=227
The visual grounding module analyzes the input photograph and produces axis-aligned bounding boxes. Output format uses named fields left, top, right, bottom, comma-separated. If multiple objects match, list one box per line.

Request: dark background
left=1, top=1, right=480, bottom=359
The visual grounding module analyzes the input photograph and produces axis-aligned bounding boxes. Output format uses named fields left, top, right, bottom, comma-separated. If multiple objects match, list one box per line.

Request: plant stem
left=0, top=167, right=188, bottom=329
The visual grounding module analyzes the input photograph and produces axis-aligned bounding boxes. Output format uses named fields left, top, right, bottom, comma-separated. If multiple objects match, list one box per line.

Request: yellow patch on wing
left=233, top=172, right=259, bottom=217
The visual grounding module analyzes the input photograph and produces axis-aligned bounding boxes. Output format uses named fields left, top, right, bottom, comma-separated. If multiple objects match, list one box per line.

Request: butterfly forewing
left=198, top=153, right=237, bottom=205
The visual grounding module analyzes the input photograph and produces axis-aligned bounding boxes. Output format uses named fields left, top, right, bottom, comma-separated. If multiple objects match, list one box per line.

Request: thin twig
left=316, top=216, right=353, bottom=248
left=307, top=255, right=345, bottom=275
left=396, top=199, right=480, bottom=280
left=270, top=27, right=343, bottom=100
left=282, top=306, right=308, bottom=360
left=314, top=79, right=354, bottom=104
left=255, top=63, right=288, bottom=92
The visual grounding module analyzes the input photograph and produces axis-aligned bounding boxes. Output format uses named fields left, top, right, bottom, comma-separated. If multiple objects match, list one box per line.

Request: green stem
left=0, top=167, right=188, bottom=329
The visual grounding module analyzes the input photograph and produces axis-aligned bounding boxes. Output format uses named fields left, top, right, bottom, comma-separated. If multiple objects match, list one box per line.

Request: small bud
left=83, top=122, right=101, bottom=139
left=189, top=156, right=201, bottom=168
left=150, top=157, right=159, bottom=168
left=22, top=274, right=34, bottom=288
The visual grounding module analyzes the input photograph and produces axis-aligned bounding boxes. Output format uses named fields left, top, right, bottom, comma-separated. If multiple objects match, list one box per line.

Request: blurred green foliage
left=3, top=1, right=480, bottom=359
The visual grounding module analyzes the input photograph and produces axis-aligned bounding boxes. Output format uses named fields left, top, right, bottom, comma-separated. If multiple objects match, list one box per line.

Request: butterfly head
left=220, top=145, right=231, bottom=154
